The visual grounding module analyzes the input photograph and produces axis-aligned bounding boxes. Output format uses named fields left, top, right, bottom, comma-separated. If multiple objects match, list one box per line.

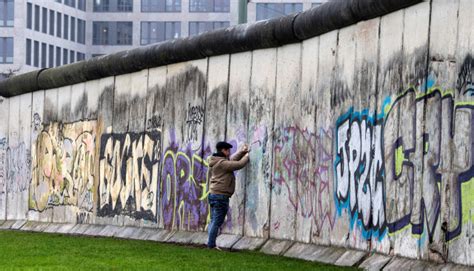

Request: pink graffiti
left=273, top=126, right=336, bottom=232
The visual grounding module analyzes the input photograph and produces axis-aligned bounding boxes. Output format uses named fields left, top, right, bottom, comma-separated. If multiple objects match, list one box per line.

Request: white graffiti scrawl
left=334, top=109, right=386, bottom=239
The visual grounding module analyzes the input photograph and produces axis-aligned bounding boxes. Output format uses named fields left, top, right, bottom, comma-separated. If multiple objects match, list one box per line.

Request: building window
left=26, top=38, right=31, bottom=65
left=92, top=54, right=104, bottom=58
left=55, top=0, right=62, bottom=3
left=63, top=14, right=69, bottom=39
left=69, top=50, right=75, bottom=63
left=48, top=44, right=54, bottom=68
left=77, top=52, right=85, bottom=61
left=0, top=37, right=13, bottom=63
left=64, top=0, right=76, bottom=8
left=93, top=21, right=133, bottom=45
left=141, top=21, right=180, bottom=45
left=93, top=22, right=108, bottom=45
left=93, top=0, right=109, bottom=11
left=26, top=3, right=32, bottom=29
left=41, top=7, right=47, bottom=33
left=34, top=5, right=40, bottom=31
left=141, top=0, right=180, bottom=12
left=189, top=21, right=229, bottom=36
left=63, top=48, right=68, bottom=65
left=256, top=3, right=302, bottom=21
left=118, top=0, right=133, bottom=11
left=55, top=46, right=61, bottom=66
left=117, top=22, right=133, bottom=45
left=189, top=0, right=229, bottom=12
left=77, top=19, right=85, bottom=44
left=41, top=42, right=47, bottom=68
left=49, top=10, right=54, bottom=35
left=0, top=0, right=14, bottom=27
left=70, top=17, right=76, bottom=42
left=94, top=0, right=133, bottom=12
left=78, top=0, right=86, bottom=11
left=56, top=12, right=62, bottom=37
left=311, top=2, right=323, bottom=8
left=33, top=40, right=39, bottom=67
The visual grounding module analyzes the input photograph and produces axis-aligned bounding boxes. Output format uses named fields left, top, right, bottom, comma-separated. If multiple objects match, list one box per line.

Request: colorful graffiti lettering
left=334, top=84, right=474, bottom=242
left=98, top=130, right=161, bottom=222
left=334, top=109, right=386, bottom=240
left=272, top=126, right=337, bottom=233
left=161, top=142, right=209, bottom=231
left=0, top=138, right=6, bottom=209
left=29, top=121, right=96, bottom=213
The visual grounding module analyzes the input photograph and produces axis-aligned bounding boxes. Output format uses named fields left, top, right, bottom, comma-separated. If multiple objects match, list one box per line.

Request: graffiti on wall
left=29, top=121, right=96, bottom=215
left=161, top=140, right=209, bottom=231
left=98, top=130, right=161, bottom=222
left=272, top=126, right=337, bottom=233
left=334, top=62, right=474, bottom=243
left=0, top=138, right=6, bottom=210
left=185, top=103, right=205, bottom=142
left=6, top=142, right=31, bottom=194
left=334, top=108, right=386, bottom=240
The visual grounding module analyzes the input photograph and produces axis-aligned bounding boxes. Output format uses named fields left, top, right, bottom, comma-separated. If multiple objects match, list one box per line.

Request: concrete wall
left=0, top=0, right=472, bottom=266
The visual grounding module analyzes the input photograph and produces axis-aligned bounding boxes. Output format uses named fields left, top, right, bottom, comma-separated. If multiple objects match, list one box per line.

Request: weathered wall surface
left=0, top=0, right=472, bottom=266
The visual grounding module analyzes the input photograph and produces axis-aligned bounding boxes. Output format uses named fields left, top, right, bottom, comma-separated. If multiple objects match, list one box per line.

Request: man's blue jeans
left=207, top=193, right=229, bottom=248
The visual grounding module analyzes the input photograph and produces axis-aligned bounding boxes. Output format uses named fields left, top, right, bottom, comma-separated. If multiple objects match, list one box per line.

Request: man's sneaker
left=214, top=246, right=223, bottom=251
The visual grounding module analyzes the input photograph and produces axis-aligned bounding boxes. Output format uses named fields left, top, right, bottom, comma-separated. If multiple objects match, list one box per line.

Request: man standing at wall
left=207, top=141, right=249, bottom=250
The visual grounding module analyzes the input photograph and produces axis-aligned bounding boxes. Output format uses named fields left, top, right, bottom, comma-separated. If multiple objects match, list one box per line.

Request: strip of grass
left=0, top=230, right=357, bottom=270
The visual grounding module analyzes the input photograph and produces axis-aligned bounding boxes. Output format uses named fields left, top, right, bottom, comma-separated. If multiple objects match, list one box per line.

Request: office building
left=0, top=0, right=327, bottom=76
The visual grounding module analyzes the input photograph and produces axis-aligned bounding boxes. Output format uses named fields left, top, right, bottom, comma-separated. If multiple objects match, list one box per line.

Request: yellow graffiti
left=98, top=131, right=161, bottom=219
left=161, top=149, right=210, bottom=230
left=29, top=121, right=96, bottom=212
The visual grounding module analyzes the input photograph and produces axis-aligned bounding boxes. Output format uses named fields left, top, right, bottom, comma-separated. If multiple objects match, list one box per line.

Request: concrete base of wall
left=2, top=220, right=471, bottom=270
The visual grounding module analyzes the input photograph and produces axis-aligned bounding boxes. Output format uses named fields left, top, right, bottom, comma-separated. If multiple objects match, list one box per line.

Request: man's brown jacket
left=208, top=150, right=249, bottom=197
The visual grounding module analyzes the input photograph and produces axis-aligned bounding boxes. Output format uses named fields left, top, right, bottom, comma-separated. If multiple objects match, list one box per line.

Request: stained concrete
left=260, top=239, right=294, bottom=255
left=127, top=227, right=154, bottom=240
left=115, top=226, right=142, bottom=239
left=97, top=225, right=123, bottom=237
left=216, top=234, right=242, bottom=249
left=11, top=220, right=26, bottom=230
left=311, top=246, right=348, bottom=265
left=0, top=220, right=16, bottom=229
left=167, top=231, right=197, bottom=244
left=359, top=253, right=393, bottom=271
left=146, top=230, right=175, bottom=242
left=131, top=228, right=159, bottom=240
left=284, top=242, right=321, bottom=261
left=334, top=250, right=367, bottom=266
left=69, top=224, right=90, bottom=235
left=232, top=237, right=267, bottom=251
left=42, top=223, right=63, bottom=233
left=53, top=224, right=76, bottom=234
left=82, top=225, right=107, bottom=236
left=19, top=221, right=50, bottom=232
left=284, top=243, right=349, bottom=264
left=188, top=232, right=208, bottom=246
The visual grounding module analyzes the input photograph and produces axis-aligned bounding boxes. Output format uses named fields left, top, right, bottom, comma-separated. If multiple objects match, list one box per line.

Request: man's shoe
left=214, top=246, right=223, bottom=251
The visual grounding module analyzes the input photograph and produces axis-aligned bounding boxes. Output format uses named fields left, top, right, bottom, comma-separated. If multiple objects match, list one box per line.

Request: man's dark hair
left=216, top=141, right=233, bottom=151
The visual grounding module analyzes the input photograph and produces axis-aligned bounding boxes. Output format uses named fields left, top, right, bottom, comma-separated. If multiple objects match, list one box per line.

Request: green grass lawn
left=0, top=230, right=357, bottom=270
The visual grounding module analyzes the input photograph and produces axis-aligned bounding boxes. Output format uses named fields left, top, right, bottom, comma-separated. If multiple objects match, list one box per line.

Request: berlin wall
left=0, top=0, right=472, bottom=267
